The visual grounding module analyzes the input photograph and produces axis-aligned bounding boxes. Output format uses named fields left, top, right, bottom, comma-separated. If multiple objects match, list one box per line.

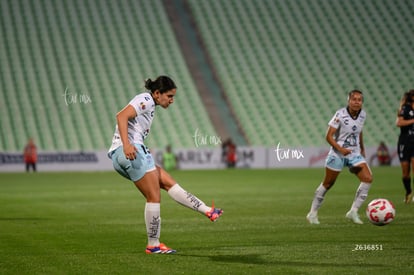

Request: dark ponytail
left=144, top=75, right=176, bottom=93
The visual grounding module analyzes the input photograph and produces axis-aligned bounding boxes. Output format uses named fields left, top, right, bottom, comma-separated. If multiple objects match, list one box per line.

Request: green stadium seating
left=187, top=0, right=409, bottom=147
left=1, top=0, right=412, bottom=152
left=0, top=0, right=216, bottom=151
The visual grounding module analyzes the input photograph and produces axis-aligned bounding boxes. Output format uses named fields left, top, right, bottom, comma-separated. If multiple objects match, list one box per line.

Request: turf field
left=0, top=167, right=413, bottom=274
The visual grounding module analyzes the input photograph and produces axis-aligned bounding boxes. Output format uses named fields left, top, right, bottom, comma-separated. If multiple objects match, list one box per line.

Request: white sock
left=145, top=202, right=161, bottom=247
left=168, top=184, right=211, bottom=214
left=310, top=183, right=328, bottom=213
left=350, top=182, right=371, bottom=212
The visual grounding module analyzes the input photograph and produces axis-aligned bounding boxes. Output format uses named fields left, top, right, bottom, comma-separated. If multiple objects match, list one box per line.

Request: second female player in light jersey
left=108, top=76, right=223, bottom=254
left=306, top=90, right=372, bottom=224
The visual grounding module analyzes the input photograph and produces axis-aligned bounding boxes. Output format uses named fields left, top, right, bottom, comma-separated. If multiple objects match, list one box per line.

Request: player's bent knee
left=364, top=176, right=373, bottom=183
left=360, top=173, right=373, bottom=183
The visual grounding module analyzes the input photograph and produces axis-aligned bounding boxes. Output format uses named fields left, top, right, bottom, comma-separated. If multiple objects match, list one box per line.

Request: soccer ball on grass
left=365, top=198, right=395, bottom=226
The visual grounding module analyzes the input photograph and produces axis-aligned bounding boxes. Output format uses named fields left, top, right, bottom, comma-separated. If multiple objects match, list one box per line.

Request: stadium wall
left=0, top=146, right=398, bottom=172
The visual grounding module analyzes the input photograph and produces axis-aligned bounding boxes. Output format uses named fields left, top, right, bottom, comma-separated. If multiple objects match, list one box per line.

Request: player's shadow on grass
left=179, top=253, right=389, bottom=268
left=209, top=254, right=268, bottom=265
left=210, top=255, right=389, bottom=268
left=176, top=253, right=266, bottom=265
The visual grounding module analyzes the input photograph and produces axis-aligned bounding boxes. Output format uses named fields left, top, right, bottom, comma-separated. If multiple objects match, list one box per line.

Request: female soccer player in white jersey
left=306, top=90, right=372, bottom=225
left=108, top=76, right=223, bottom=254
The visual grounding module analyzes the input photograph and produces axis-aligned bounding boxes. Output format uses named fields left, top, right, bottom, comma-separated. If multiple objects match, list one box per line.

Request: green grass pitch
left=0, top=167, right=413, bottom=274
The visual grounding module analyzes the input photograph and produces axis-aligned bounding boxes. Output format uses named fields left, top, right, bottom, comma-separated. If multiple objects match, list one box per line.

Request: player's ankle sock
left=167, top=184, right=210, bottom=214
left=145, top=202, right=161, bottom=247
left=350, top=182, right=371, bottom=211
left=310, top=183, right=327, bottom=213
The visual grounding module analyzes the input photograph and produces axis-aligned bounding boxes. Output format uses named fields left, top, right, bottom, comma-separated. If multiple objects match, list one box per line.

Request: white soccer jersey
left=327, top=107, right=366, bottom=157
left=108, top=92, right=155, bottom=157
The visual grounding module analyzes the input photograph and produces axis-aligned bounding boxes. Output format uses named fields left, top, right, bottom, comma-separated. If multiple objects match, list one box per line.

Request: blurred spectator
left=24, top=137, right=37, bottom=172
left=376, top=141, right=391, bottom=166
left=162, top=145, right=178, bottom=171
left=222, top=138, right=237, bottom=168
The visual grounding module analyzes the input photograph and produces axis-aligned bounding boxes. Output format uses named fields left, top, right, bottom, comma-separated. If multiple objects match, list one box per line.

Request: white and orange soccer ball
left=366, top=198, right=396, bottom=226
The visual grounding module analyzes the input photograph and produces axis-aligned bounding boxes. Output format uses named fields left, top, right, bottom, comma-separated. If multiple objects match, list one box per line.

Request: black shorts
left=398, top=138, right=414, bottom=162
